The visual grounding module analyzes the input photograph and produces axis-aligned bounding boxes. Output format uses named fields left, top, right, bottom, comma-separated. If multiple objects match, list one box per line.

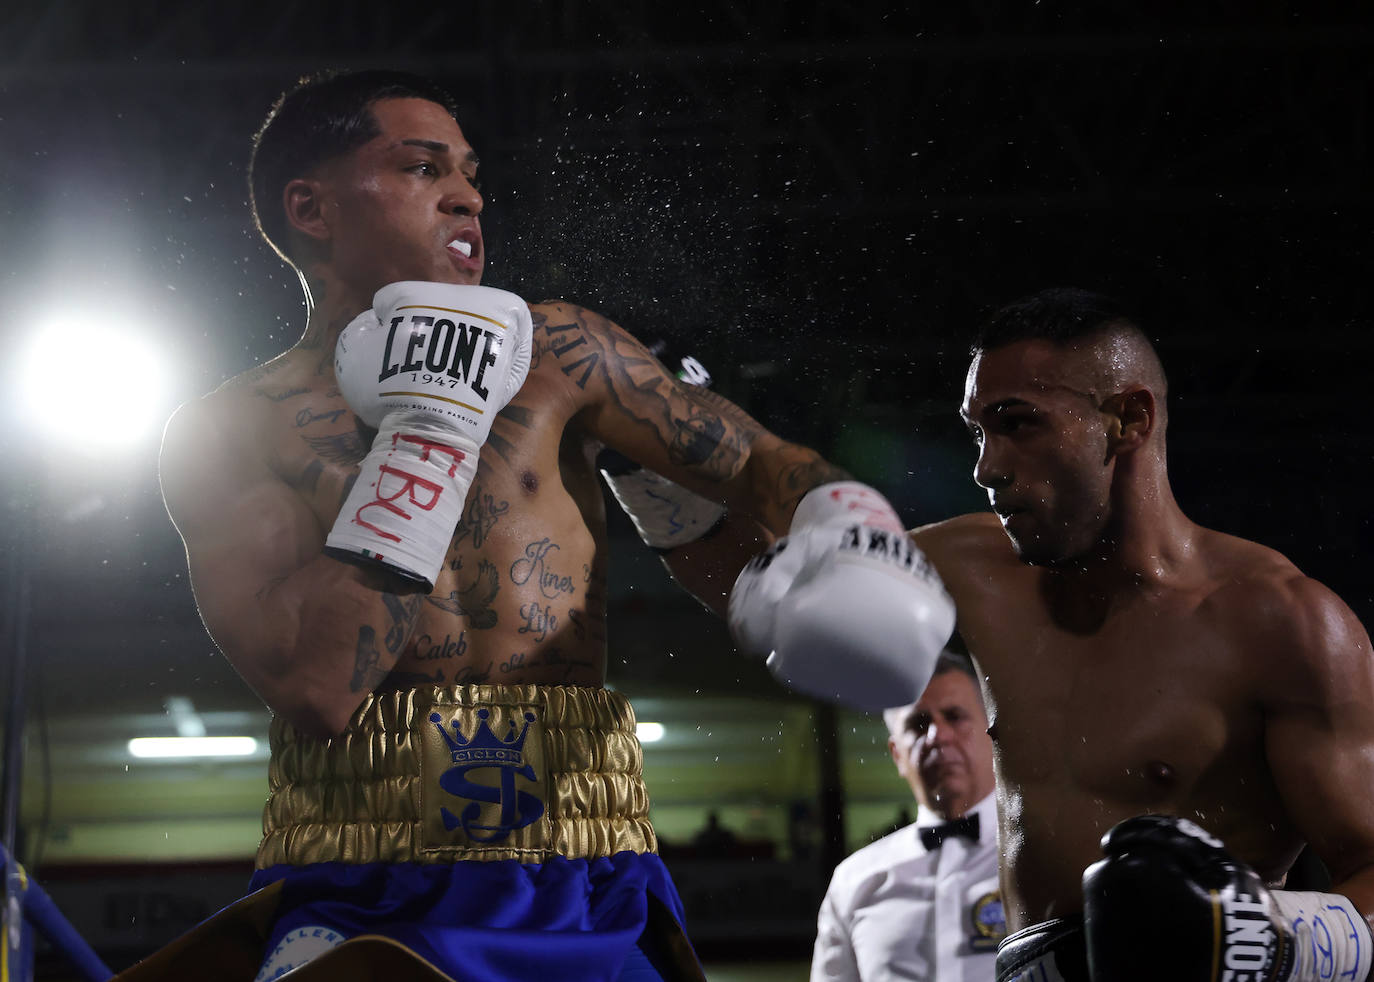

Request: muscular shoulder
left=161, top=357, right=307, bottom=528
left=1202, top=533, right=1371, bottom=696
left=909, top=513, right=1017, bottom=595
left=525, top=300, right=622, bottom=390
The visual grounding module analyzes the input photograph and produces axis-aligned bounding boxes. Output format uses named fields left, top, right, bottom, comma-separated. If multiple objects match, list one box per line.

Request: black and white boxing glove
left=1083, top=814, right=1372, bottom=982
left=597, top=339, right=726, bottom=552
left=727, top=482, right=955, bottom=711
left=325, top=282, right=533, bottom=590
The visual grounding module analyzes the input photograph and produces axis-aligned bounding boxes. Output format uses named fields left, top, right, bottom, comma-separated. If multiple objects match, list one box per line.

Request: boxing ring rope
left=2, top=524, right=110, bottom=981
left=2, top=841, right=112, bottom=982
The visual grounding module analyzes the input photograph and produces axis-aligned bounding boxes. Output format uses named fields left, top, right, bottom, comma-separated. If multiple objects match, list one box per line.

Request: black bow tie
left=920, top=812, right=980, bottom=851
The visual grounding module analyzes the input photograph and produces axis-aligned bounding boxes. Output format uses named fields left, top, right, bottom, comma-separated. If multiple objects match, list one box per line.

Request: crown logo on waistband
left=429, top=708, right=535, bottom=768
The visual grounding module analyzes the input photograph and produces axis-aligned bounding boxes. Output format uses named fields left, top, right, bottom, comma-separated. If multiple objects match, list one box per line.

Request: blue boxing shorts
left=245, top=684, right=701, bottom=982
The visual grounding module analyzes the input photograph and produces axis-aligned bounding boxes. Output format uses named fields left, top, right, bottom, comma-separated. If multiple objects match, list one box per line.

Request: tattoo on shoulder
left=239, top=360, right=287, bottom=386
left=527, top=311, right=548, bottom=370
left=257, top=386, right=308, bottom=403
left=452, top=487, right=510, bottom=549
left=497, top=404, right=535, bottom=430
left=287, top=459, right=324, bottom=495
left=542, top=316, right=600, bottom=390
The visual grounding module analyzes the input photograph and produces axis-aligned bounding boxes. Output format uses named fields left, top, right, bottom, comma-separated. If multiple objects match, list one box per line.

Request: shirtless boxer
left=908, top=288, right=1374, bottom=981
left=151, top=70, right=952, bottom=982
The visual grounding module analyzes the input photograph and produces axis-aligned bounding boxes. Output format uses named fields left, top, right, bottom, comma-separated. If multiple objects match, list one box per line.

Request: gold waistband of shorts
left=256, top=683, right=655, bottom=868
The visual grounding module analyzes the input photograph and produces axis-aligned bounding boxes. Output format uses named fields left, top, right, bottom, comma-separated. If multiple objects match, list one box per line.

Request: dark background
left=4, top=3, right=1370, bottom=681
left=1, top=1, right=1372, bottom=970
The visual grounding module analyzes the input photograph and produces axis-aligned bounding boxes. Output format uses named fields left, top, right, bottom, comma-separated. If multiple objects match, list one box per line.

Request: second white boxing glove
left=599, top=339, right=726, bottom=552
left=325, top=282, right=533, bottom=589
left=727, top=482, right=955, bottom=711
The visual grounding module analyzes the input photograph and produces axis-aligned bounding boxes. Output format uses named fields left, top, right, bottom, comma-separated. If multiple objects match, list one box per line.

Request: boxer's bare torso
left=913, top=513, right=1374, bottom=931
left=162, top=298, right=810, bottom=729
left=220, top=305, right=608, bottom=691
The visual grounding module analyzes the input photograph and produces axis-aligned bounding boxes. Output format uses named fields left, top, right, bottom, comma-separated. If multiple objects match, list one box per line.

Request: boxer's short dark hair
left=973, top=287, right=1141, bottom=356
left=249, top=69, right=461, bottom=265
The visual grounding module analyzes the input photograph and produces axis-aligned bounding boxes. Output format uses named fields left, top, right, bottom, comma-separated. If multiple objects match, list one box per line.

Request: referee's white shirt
left=811, top=793, right=1003, bottom=982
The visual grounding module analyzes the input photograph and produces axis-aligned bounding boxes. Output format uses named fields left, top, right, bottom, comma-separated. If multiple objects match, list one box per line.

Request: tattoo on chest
left=517, top=602, right=559, bottom=643
left=486, top=404, right=537, bottom=469
left=510, top=538, right=575, bottom=599
left=452, top=487, right=510, bottom=549
left=425, top=559, right=501, bottom=629
left=500, top=647, right=595, bottom=682
left=287, top=459, right=324, bottom=495
left=303, top=431, right=368, bottom=466
left=452, top=662, right=493, bottom=685
left=411, top=631, right=469, bottom=661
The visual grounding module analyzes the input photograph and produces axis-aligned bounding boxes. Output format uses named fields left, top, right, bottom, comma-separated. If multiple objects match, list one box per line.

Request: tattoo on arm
left=350, top=625, right=388, bottom=693
left=772, top=458, right=852, bottom=513
left=541, top=306, right=752, bottom=481
left=350, top=594, right=423, bottom=694
left=381, top=592, right=423, bottom=655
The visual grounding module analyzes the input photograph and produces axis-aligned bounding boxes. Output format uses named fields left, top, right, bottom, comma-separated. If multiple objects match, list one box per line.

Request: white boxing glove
left=727, top=482, right=955, bottom=711
left=602, top=467, right=728, bottom=552
left=599, top=340, right=726, bottom=551
left=325, top=281, right=533, bottom=590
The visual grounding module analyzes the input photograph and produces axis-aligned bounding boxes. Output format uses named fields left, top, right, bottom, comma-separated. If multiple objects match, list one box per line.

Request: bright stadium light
left=16, top=313, right=176, bottom=451
left=636, top=721, right=665, bottom=744
left=128, top=737, right=259, bottom=760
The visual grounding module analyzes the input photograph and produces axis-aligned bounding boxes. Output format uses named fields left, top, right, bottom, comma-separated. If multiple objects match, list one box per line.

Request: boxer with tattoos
left=149, top=70, right=952, bottom=982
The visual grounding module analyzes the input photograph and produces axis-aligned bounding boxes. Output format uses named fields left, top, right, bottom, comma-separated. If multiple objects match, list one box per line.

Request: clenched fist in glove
left=1084, top=814, right=1372, bottom=982
left=325, top=281, right=533, bottom=590
left=727, top=481, right=955, bottom=711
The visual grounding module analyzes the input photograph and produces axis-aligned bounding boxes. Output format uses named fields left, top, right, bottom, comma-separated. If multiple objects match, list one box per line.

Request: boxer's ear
left=1101, top=387, right=1155, bottom=456
left=282, top=178, right=331, bottom=244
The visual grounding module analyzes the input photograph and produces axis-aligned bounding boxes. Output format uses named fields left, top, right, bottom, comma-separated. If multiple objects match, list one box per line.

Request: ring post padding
left=2, top=842, right=112, bottom=981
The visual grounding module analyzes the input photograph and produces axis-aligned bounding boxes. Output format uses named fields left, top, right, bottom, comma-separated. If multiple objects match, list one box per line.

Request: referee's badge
left=969, top=891, right=1007, bottom=952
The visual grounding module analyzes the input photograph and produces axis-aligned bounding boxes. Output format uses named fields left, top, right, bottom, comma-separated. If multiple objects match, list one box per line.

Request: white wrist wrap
left=601, top=467, right=726, bottom=551
left=1271, top=891, right=1372, bottom=982
left=325, top=414, right=477, bottom=590
left=790, top=481, right=905, bottom=534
